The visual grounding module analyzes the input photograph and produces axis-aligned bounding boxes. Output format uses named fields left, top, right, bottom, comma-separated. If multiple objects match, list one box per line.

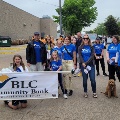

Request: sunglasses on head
left=83, top=38, right=89, bottom=40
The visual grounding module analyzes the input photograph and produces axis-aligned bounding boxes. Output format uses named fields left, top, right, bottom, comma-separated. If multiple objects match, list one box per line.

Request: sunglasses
left=83, top=38, right=89, bottom=40
left=34, top=34, right=39, bottom=36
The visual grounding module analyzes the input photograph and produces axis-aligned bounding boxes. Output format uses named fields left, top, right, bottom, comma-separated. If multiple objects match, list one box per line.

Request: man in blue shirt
left=26, top=32, right=47, bottom=71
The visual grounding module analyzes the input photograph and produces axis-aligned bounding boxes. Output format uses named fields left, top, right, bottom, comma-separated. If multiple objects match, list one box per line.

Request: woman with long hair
left=4, top=54, right=28, bottom=109
left=106, top=35, right=120, bottom=81
left=61, top=36, right=77, bottom=96
left=78, top=34, right=97, bottom=98
left=93, top=37, right=108, bottom=76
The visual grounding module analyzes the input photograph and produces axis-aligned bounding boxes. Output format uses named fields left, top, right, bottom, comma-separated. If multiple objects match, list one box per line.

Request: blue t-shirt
left=16, top=67, right=22, bottom=72
left=34, top=41, right=42, bottom=62
left=61, top=44, right=76, bottom=60
left=81, top=45, right=92, bottom=62
left=50, top=46, right=62, bottom=59
left=93, top=44, right=104, bottom=54
left=107, top=43, right=118, bottom=65
left=107, top=43, right=118, bottom=59
left=117, top=44, right=120, bottom=66
left=50, top=60, right=62, bottom=71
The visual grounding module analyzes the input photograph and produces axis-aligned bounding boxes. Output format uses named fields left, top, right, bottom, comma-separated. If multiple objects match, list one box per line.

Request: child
left=4, top=54, right=28, bottom=110
left=50, top=51, right=68, bottom=99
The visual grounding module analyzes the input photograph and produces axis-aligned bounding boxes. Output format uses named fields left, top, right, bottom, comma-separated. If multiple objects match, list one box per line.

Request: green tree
left=53, top=0, right=97, bottom=35
left=104, top=15, right=120, bottom=35
left=94, top=23, right=107, bottom=35
left=86, top=30, right=94, bottom=34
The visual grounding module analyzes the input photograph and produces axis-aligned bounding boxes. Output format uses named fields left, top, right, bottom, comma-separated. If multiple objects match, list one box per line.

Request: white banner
left=0, top=72, right=58, bottom=100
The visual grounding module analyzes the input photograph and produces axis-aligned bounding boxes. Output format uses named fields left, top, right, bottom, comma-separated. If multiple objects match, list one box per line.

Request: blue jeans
left=81, top=65, right=96, bottom=93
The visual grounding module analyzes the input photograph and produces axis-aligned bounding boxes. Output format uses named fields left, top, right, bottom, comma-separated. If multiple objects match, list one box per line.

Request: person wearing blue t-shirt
left=26, top=32, right=47, bottom=71
left=106, top=35, right=119, bottom=81
left=61, top=36, right=77, bottom=96
left=50, top=40, right=63, bottom=60
left=78, top=34, right=97, bottom=98
left=115, top=43, right=120, bottom=81
left=50, top=51, right=68, bottom=99
left=93, top=37, right=108, bottom=76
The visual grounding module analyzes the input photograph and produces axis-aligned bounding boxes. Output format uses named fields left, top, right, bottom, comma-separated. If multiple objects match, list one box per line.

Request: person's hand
left=115, top=63, right=118, bottom=67
left=100, top=56, right=102, bottom=59
left=107, top=59, right=110, bottom=63
left=43, top=63, right=46, bottom=66
left=96, top=56, right=99, bottom=59
left=82, top=63, right=86, bottom=68
left=27, top=63, right=30, bottom=67
left=111, top=57, right=115, bottom=61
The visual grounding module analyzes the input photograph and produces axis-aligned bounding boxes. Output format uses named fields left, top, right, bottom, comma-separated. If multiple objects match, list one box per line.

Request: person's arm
left=78, top=45, right=84, bottom=63
left=115, top=52, right=119, bottom=63
left=94, top=53, right=98, bottom=59
left=42, top=43, right=47, bottom=65
left=106, top=51, right=110, bottom=63
left=57, top=60, right=62, bottom=71
left=57, top=66, right=62, bottom=71
left=26, top=43, right=31, bottom=66
left=101, top=49, right=104, bottom=56
left=85, top=46, right=94, bottom=65
left=78, top=45, right=86, bottom=67
left=73, top=51, right=76, bottom=63
left=25, top=66, right=29, bottom=72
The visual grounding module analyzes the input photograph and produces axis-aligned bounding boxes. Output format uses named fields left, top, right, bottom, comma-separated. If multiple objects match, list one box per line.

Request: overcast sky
left=3, top=0, right=120, bottom=31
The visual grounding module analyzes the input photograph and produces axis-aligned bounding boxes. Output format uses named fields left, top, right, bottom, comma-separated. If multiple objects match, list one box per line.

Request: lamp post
left=59, top=0, right=62, bottom=35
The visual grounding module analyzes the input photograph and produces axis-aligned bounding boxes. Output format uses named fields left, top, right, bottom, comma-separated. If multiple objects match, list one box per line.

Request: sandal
left=93, top=93, right=97, bottom=98
left=84, top=93, right=88, bottom=98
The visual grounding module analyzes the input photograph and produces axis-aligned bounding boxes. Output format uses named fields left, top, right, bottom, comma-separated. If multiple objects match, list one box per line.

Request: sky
left=3, top=0, right=120, bottom=31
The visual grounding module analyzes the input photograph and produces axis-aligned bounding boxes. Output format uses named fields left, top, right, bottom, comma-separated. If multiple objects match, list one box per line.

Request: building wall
left=40, top=18, right=57, bottom=39
left=0, top=0, right=41, bottom=40
left=0, top=0, right=57, bottom=40
left=40, top=18, right=50, bottom=38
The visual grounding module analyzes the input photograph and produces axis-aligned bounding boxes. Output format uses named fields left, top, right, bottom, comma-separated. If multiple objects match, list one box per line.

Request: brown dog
left=102, top=79, right=118, bottom=98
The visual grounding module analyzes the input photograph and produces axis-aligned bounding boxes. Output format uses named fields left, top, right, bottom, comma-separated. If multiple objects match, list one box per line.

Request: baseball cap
left=96, top=37, right=100, bottom=40
left=34, top=32, right=40, bottom=35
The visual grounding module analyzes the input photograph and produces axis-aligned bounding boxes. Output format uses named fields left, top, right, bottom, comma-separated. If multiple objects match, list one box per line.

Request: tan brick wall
left=40, top=18, right=57, bottom=39
left=0, top=0, right=40, bottom=40
left=0, top=0, right=57, bottom=40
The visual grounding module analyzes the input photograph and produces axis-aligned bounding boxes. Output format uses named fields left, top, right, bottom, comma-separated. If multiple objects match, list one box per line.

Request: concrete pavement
left=0, top=45, right=120, bottom=120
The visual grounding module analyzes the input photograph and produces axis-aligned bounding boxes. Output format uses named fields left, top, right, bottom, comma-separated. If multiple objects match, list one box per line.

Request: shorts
left=12, top=100, right=27, bottom=106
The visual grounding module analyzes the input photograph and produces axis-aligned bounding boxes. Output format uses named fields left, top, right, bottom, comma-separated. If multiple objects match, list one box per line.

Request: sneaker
left=68, top=90, right=73, bottom=96
left=73, top=74, right=77, bottom=77
left=93, top=93, right=97, bottom=98
left=96, top=73, right=100, bottom=76
left=63, top=94, right=68, bottom=99
left=84, top=93, right=88, bottom=98
left=103, top=73, right=108, bottom=76
left=77, top=72, right=82, bottom=77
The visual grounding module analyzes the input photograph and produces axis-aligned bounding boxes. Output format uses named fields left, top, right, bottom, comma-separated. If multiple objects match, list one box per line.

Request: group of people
left=4, top=31, right=120, bottom=110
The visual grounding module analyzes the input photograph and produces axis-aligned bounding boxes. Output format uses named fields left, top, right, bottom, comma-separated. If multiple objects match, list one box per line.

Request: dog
left=101, top=79, right=118, bottom=98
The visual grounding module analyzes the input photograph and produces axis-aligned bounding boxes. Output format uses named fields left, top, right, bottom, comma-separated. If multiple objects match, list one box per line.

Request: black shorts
left=12, top=100, right=27, bottom=106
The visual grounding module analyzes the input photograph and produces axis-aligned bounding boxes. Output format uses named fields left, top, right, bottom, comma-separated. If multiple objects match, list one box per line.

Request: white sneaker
left=63, top=94, right=68, bottom=99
